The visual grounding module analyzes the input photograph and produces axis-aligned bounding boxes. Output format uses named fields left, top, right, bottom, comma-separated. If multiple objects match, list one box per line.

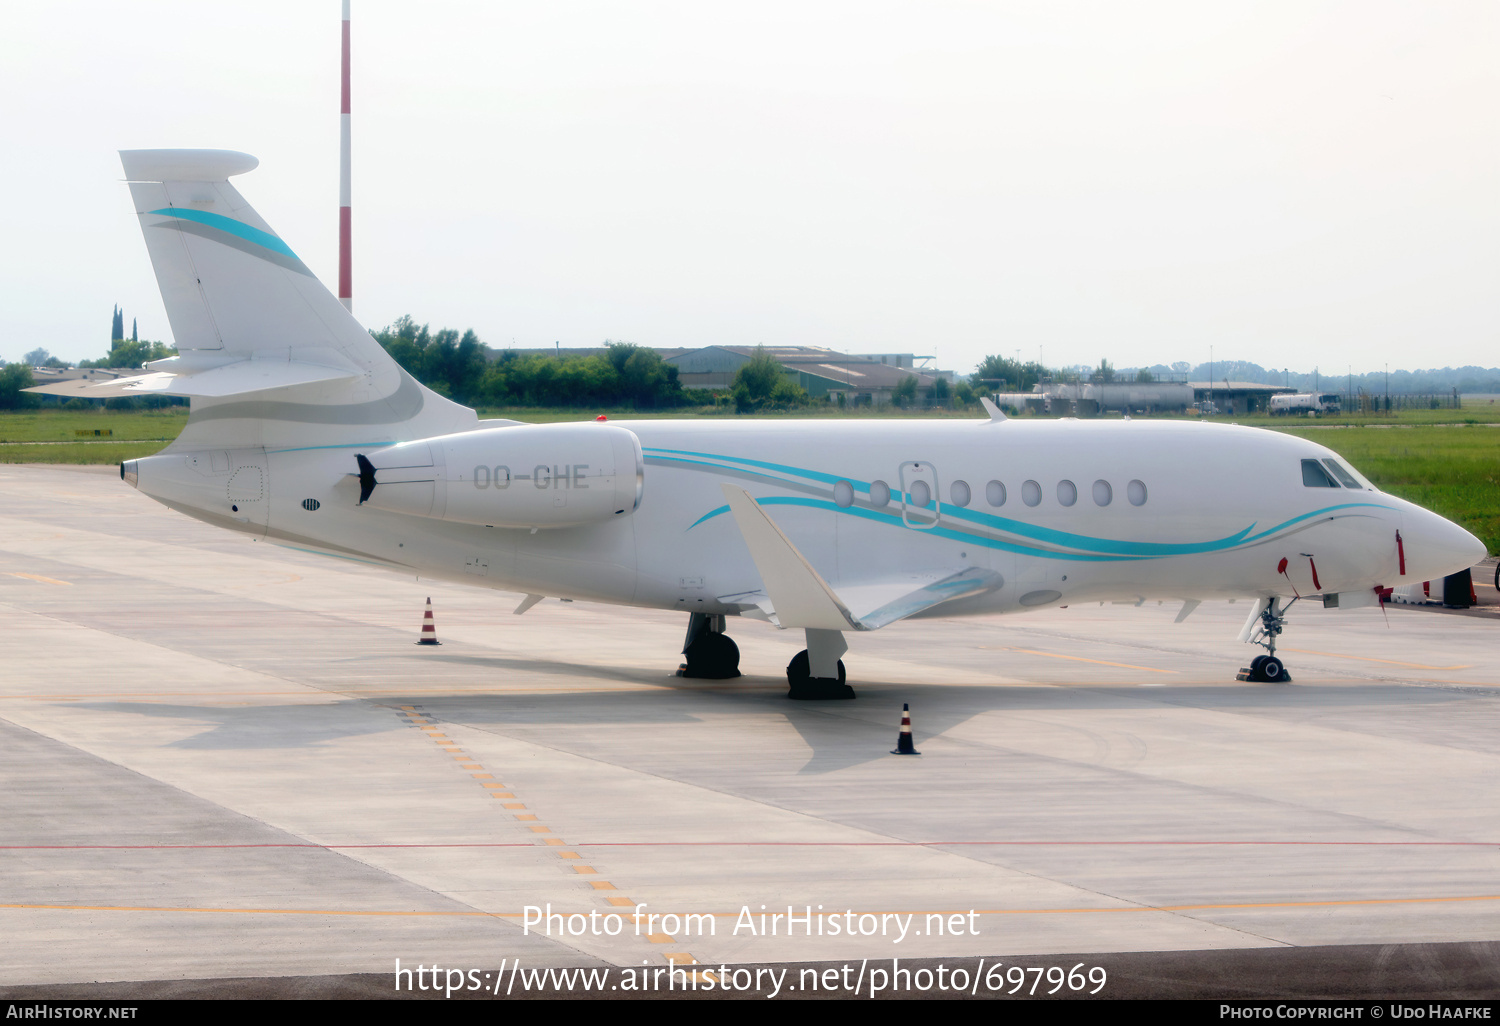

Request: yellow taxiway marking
left=1282, top=648, right=1472, bottom=671
left=984, top=646, right=1179, bottom=674
left=5, top=572, right=73, bottom=586
left=12, top=893, right=1499, bottom=918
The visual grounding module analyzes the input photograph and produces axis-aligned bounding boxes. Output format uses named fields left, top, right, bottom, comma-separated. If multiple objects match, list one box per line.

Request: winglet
left=719, top=485, right=861, bottom=631
left=980, top=396, right=1008, bottom=423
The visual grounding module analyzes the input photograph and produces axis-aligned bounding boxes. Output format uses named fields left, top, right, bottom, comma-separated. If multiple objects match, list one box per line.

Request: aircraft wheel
left=1259, top=656, right=1285, bottom=683
left=786, top=651, right=853, bottom=700
left=681, top=632, right=741, bottom=679
left=1249, top=655, right=1268, bottom=674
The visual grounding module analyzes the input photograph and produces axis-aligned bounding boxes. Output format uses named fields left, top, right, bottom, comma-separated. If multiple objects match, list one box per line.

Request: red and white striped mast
left=338, top=0, right=353, bottom=312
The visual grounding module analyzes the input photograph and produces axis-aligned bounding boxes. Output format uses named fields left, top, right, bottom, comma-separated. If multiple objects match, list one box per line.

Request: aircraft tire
left=1259, top=656, right=1285, bottom=683
left=786, top=651, right=853, bottom=699
left=1249, top=655, right=1268, bottom=674
left=681, top=632, right=741, bottom=679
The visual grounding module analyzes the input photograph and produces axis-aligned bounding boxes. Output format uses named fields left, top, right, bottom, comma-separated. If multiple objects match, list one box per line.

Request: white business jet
left=34, top=151, right=1485, bottom=698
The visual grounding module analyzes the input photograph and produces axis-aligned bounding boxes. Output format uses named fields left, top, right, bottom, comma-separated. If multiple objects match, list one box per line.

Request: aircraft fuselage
left=125, top=416, right=1479, bottom=621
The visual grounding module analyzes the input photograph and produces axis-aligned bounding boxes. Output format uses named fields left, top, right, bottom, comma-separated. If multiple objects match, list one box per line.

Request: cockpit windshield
left=1302, top=459, right=1338, bottom=487
left=1321, top=459, right=1360, bottom=488
left=1301, top=456, right=1375, bottom=490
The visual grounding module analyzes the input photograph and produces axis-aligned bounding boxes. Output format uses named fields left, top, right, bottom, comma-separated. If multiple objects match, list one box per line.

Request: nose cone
left=1406, top=507, right=1486, bottom=582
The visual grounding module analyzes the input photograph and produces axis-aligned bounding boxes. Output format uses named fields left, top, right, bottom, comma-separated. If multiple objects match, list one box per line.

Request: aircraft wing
left=835, top=567, right=1001, bottom=630
left=719, top=485, right=1002, bottom=631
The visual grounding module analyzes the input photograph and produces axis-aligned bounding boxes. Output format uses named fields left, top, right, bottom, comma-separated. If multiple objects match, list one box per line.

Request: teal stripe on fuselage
left=648, top=447, right=1235, bottom=555
left=1240, top=503, right=1392, bottom=543
left=726, top=496, right=1148, bottom=562
left=147, top=207, right=299, bottom=259
left=649, top=449, right=1239, bottom=556
left=647, top=447, right=1397, bottom=561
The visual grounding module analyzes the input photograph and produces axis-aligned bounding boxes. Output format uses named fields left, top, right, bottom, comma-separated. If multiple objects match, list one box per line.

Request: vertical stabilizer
left=119, top=149, right=475, bottom=450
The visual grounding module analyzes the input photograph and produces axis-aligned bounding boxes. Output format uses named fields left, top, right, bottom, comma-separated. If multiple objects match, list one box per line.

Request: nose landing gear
left=1237, top=597, right=1296, bottom=683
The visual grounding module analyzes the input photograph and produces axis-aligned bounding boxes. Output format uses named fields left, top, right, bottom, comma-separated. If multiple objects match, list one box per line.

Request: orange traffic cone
left=891, top=703, right=920, bottom=755
left=416, top=597, right=441, bottom=646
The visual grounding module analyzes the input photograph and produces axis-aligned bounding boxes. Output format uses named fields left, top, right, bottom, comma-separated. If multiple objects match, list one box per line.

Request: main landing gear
left=787, top=628, right=855, bottom=700
left=678, top=613, right=741, bottom=679
left=678, top=617, right=856, bottom=698
left=1237, top=597, right=1296, bottom=683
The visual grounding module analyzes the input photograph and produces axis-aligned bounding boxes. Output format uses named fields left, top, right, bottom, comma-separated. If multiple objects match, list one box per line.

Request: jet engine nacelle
left=356, top=422, right=643, bottom=529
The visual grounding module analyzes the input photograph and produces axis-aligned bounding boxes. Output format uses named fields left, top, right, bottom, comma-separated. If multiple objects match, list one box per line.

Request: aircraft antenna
left=339, top=0, right=353, bottom=312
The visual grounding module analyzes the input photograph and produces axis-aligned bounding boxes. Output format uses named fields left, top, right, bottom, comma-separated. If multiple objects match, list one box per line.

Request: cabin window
left=986, top=480, right=1006, bottom=507
left=1127, top=479, right=1147, bottom=506
left=869, top=480, right=891, bottom=507
left=1022, top=480, right=1042, bottom=507
left=950, top=480, right=971, bottom=507
left=1057, top=480, right=1077, bottom=506
left=1301, top=459, right=1339, bottom=487
left=833, top=480, right=854, bottom=508
left=1321, top=459, right=1360, bottom=488
left=1093, top=480, right=1112, bottom=506
left=909, top=480, right=932, bottom=509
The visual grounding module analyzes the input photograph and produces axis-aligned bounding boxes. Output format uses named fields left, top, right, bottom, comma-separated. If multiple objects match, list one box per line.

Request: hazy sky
left=2, top=1, right=1495, bottom=374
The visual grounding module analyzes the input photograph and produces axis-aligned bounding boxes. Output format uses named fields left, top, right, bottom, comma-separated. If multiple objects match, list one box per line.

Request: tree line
left=372, top=316, right=704, bottom=409
left=8, top=303, right=1499, bottom=414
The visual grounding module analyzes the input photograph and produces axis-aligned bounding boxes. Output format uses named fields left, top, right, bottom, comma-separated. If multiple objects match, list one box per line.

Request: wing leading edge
left=718, top=484, right=1002, bottom=630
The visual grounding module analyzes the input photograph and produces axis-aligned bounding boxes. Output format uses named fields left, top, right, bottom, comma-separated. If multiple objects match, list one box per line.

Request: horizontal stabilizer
left=25, top=359, right=358, bottom=400
left=719, top=485, right=1003, bottom=631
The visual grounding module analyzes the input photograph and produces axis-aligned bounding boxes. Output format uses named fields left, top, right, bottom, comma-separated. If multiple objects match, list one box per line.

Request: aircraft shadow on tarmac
left=67, top=674, right=1483, bottom=777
